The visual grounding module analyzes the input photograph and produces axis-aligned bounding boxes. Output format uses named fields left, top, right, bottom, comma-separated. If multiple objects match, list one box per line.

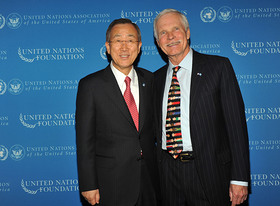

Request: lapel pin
left=142, top=83, right=145, bottom=87
left=197, top=73, right=202, bottom=76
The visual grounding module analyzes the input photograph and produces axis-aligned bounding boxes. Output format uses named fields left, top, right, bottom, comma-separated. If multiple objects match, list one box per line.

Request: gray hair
left=153, top=9, right=189, bottom=40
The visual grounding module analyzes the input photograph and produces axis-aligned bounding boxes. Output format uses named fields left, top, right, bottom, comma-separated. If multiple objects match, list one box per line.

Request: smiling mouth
left=167, top=41, right=180, bottom=47
left=120, top=55, right=129, bottom=58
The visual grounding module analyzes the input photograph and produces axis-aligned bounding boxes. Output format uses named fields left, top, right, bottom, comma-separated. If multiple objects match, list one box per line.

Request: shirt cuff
left=230, top=180, right=248, bottom=187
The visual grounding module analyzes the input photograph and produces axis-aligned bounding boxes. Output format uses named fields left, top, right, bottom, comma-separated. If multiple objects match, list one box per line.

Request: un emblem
left=0, top=79, right=7, bottom=95
left=0, top=145, right=9, bottom=161
left=0, top=14, right=5, bottom=29
left=200, top=7, right=216, bottom=23
left=8, top=79, right=24, bottom=95
left=218, top=6, right=233, bottom=22
left=100, top=45, right=107, bottom=60
left=10, top=144, right=25, bottom=161
left=6, top=13, right=22, bottom=29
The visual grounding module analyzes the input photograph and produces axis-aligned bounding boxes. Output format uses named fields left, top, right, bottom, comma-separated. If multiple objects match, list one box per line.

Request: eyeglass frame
left=108, top=39, right=140, bottom=46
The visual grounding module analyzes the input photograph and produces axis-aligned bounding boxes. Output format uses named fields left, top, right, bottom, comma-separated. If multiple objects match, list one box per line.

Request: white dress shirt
left=162, top=49, right=193, bottom=151
left=110, top=62, right=139, bottom=111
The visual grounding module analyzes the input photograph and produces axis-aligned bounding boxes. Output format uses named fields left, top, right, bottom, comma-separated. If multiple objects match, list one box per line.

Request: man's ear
left=105, top=41, right=110, bottom=55
left=186, top=28, right=190, bottom=41
left=137, top=41, right=142, bottom=54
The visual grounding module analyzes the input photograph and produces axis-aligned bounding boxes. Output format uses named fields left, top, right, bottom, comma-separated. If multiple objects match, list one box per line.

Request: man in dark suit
left=153, top=9, right=250, bottom=206
left=76, top=18, right=159, bottom=206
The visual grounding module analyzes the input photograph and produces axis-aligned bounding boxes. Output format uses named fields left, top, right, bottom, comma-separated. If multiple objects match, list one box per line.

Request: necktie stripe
left=124, top=76, right=139, bottom=131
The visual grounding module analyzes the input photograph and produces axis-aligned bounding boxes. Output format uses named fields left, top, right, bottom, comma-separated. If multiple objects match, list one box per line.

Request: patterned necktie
left=124, top=76, right=139, bottom=131
left=166, top=66, right=183, bottom=158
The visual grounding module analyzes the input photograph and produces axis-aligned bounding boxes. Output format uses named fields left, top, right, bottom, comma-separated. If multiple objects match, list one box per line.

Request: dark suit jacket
left=154, top=50, right=250, bottom=205
left=76, top=65, right=158, bottom=206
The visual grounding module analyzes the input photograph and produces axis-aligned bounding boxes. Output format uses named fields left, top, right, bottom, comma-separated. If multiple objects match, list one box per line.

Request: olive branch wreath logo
left=18, top=47, right=35, bottom=63
left=19, top=113, right=37, bottom=128
left=21, top=180, right=39, bottom=195
left=231, top=41, right=249, bottom=56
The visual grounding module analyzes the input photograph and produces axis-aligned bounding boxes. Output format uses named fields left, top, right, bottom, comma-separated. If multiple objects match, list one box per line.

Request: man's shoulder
left=193, top=50, right=229, bottom=63
left=153, top=64, right=168, bottom=77
left=80, top=67, right=107, bottom=82
left=136, top=67, right=153, bottom=74
left=136, top=67, right=154, bottom=79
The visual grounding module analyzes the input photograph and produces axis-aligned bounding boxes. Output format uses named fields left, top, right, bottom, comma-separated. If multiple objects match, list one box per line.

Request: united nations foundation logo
left=18, top=47, right=85, bottom=62
left=251, top=173, right=280, bottom=187
left=100, top=45, right=107, bottom=60
left=246, top=107, right=280, bottom=121
left=218, top=6, right=233, bottom=22
left=121, top=10, right=155, bottom=24
left=8, top=79, right=24, bottom=95
left=0, top=145, right=9, bottom=161
left=21, top=178, right=79, bottom=194
left=121, top=9, right=187, bottom=24
left=19, top=113, right=75, bottom=129
left=232, top=40, right=280, bottom=56
left=9, top=144, right=25, bottom=161
left=6, top=13, right=22, bottom=29
left=200, top=7, right=216, bottom=23
left=0, top=79, right=7, bottom=95
left=0, top=14, right=5, bottom=29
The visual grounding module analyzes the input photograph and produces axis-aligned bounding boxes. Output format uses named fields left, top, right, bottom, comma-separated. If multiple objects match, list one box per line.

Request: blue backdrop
left=1, top=0, right=280, bottom=205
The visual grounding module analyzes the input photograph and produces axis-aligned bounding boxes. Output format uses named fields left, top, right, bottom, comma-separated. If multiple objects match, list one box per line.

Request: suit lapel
left=157, top=65, right=168, bottom=133
left=190, top=51, right=207, bottom=118
left=102, top=66, right=136, bottom=130
left=158, top=65, right=168, bottom=109
left=137, top=69, right=147, bottom=133
left=157, top=52, right=206, bottom=125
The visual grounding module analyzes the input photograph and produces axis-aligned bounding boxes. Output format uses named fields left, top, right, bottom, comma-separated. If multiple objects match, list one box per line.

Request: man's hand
left=229, top=184, right=248, bottom=206
left=82, top=189, right=100, bottom=205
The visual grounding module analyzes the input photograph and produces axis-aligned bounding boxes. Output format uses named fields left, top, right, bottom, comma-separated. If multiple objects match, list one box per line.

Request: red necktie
left=124, top=76, right=139, bottom=131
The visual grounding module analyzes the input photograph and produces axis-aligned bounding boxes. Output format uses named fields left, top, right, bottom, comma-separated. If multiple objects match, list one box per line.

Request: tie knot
left=173, top=66, right=180, bottom=73
left=125, top=76, right=131, bottom=86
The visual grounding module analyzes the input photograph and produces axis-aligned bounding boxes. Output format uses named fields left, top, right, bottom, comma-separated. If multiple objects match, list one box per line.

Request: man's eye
left=116, top=40, right=122, bottom=43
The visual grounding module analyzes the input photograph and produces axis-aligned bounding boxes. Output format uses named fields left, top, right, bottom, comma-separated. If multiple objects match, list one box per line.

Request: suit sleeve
left=75, top=78, right=98, bottom=192
left=220, top=58, right=250, bottom=182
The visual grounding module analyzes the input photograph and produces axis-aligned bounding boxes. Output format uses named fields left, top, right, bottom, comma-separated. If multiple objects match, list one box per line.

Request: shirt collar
left=110, top=62, right=137, bottom=86
left=168, top=48, right=193, bottom=74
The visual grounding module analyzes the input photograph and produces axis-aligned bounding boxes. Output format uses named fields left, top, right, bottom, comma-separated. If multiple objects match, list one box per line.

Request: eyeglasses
left=109, top=39, right=139, bottom=47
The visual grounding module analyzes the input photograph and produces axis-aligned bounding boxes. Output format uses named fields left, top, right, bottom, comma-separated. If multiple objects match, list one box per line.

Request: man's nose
left=167, top=32, right=175, bottom=40
left=120, top=42, right=128, bottom=50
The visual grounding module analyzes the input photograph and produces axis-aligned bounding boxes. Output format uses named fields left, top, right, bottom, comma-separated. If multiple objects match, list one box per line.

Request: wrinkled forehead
left=157, top=13, right=182, bottom=27
left=110, top=24, right=139, bottom=39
